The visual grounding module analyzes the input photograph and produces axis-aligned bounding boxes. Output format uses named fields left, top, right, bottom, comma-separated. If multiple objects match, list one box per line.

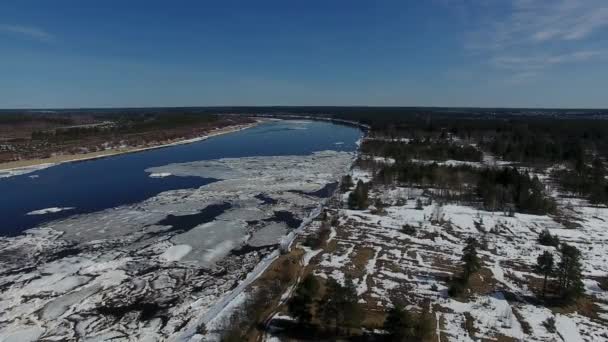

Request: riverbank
left=0, top=121, right=261, bottom=177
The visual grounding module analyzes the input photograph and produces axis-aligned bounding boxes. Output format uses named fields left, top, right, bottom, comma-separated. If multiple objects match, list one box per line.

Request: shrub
left=303, top=222, right=331, bottom=249
left=538, top=229, right=560, bottom=247
left=543, top=317, right=556, bottom=333
left=448, top=280, right=465, bottom=297
left=402, top=224, right=416, bottom=236
left=384, top=301, right=434, bottom=341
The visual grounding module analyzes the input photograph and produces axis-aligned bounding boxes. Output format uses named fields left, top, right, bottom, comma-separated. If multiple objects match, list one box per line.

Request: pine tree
left=340, top=174, right=354, bottom=192
left=348, top=180, right=369, bottom=210
left=538, top=229, right=560, bottom=247
left=342, top=276, right=364, bottom=333
left=319, top=278, right=341, bottom=332
left=462, top=237, right=481, bottom=282
left=414, top=301, right=434, bottom=341
left=534, top=251, right=554, bottom=299
left=415, top=198, right=424, bottom=210
left=557, top=243, right=584, bottom=300
left=288, top=275, right=319, bottom=324
left=384, top=304, right=414, bottom=341
left=319, top=276, right=363, bottom=335
left=590, top=158, right=607, bottom=204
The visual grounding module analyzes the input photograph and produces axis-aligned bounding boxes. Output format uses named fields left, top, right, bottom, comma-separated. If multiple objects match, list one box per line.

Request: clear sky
left=1, top=0, right=607, bottom=109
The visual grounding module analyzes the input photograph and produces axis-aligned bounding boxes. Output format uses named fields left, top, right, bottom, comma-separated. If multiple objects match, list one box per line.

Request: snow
left=0, top=163, right=55, bottom=179
left=161, top=244, right=193, bottom=262
left=0, top=325, right=44, bottom=342
left=327, top=226, right=337, bottom=243
left=301, top=246, right=322, bottom=266
left=555, top=314, right=584, bottom=342
left=26, top=207, right=75, bottom=215
left=305, top=160, right=608, bottom=341
left=443, top=293, right=525, bottom=340
left=149, top=172, right=172, bottom=178
left=202, top=291, right=249, bottom=333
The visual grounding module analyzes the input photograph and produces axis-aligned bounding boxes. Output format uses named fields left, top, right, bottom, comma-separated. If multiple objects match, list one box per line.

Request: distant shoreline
left=0, top=121, right=261, bottom=174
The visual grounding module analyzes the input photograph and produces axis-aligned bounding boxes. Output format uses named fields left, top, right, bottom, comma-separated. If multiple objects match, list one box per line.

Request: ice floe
left=0, top=150, right=354, bottom=341
left=161, top=244, right=193, bottom=261
left=149, top=172, right=172, bottom=178
left=0, top=163, right=55, bottom=179
left=26, top=207, right=75, bottom=215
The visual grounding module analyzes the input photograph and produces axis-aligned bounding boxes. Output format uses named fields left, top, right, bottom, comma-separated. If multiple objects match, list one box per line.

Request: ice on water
left=0, top=150, right=354, bottom=341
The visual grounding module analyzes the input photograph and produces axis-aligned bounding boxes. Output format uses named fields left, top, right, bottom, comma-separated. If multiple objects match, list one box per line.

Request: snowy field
left=286, top=163, right=608, bottom=341
left=0, top=151, right=354, bottom=341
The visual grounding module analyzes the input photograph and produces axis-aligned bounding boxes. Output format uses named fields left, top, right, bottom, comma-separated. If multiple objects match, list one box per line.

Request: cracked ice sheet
left=0, top=151, right=354, bottom=341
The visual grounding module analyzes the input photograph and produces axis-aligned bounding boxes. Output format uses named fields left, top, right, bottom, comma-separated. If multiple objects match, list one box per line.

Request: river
left=0, top=119, right=361, bottom=235
left=0, top=119, right=362, bottom=341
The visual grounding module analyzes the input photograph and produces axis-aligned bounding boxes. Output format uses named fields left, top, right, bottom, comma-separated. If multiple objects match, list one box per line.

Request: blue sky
left=1, top=0, right=607, bottom=108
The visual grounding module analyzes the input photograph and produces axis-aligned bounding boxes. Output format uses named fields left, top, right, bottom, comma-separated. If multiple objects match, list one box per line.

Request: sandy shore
left=0, top=121, right=260, bottom=173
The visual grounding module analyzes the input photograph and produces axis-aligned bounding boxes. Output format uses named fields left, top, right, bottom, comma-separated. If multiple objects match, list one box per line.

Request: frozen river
left=0, top=119, right=361, bottom=235
left=0, top=119, right=362, bottom=341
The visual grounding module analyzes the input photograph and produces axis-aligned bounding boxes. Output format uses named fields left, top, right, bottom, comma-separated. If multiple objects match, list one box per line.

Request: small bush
left=402, top=224, right=416, bottom=236
left=448, top=280, right=465, bottom=297
left=543, top=317, right=556, bottom=333
left=538, top=229, right=560, bottom=247
left=303, top=222, right=331, bottom=249
left=195, top=323, right=207, bottom=335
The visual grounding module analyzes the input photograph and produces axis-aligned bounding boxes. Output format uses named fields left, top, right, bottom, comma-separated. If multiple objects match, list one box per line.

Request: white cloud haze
left=0, top=24, right=54, bottom=42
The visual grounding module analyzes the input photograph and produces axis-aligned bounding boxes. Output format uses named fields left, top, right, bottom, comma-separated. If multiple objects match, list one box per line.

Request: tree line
left=374, top=162, right=556, bottom=215
left=361, top=138, right=482, bottom=163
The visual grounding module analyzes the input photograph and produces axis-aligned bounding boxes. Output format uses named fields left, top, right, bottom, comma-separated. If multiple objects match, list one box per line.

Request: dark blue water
left=0, top=120, right=361, bottom=235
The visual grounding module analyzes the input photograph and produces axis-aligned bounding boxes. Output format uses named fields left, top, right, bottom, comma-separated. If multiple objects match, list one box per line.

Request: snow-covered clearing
left=300, top=164, right=608, bottom=341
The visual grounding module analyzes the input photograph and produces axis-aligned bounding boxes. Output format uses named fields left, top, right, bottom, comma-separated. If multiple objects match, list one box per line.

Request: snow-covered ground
left=0, top=151, right=354, bottom=341
left=297, top=163, right=608, bottom=341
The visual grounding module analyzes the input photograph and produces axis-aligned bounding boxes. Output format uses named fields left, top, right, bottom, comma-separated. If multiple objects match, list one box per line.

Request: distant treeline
left=354, top=114, right=608, bottom=163
left=30, top=113, right=222, bottom=140
left=376, top=162, right=556, bottom=214
left=361, top=138, right=482, bottom=162
left=0, top=113, right=73, bottom=126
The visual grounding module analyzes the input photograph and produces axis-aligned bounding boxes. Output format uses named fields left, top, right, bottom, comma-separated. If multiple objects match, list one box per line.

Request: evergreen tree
left=342, top=276, right=364, bottom=333
left=414, top=301, right=434, bottom=341
left=462, top=237, right=481, bottom=282
left=288, top=275, right=319, bottom=324
left=318, top=276, right=363, bottom=335
left=590, top=158, right=607, bottom=204
left=384, top=304, right=414, bottom=341
left=319, top=278, right=341, bottom=332
left=415, top=198, right=424, bottom=210
left=538, top=228, right=560, bottom=247
left=340, top=174, right=354, bottom=192
left=384, top=300, right=434, bottom=342
left=348, top=180, right=369, bottom=210
left=557, top=243, right=585, bottom=300
left=534, top=251, right=554, bottom=299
